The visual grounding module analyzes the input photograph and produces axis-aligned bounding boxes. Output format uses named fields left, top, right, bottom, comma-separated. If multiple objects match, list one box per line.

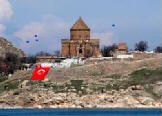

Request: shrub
left=135, top=41, right=148, bottom=52
left=101, top=44, right=118, bottom=57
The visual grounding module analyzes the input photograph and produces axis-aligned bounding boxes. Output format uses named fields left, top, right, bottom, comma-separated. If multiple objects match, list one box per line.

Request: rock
left=131, top=85, right=143, bottom=90
left=13, top=90, right=20, bottom=95
left=153, top=81, right=162, bottom=96
left=19, top=80, right=29, bottom=88
left=139, top=97, right=155, bottom=105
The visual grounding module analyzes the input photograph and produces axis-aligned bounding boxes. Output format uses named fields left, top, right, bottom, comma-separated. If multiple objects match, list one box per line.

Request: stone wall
left=61, top=39, right=70, bottom=57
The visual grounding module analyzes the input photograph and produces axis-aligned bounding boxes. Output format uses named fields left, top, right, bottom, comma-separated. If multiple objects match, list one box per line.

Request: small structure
left=114, top=43, right=133, bottom=59
left=117, top=43, right=127, bottom=55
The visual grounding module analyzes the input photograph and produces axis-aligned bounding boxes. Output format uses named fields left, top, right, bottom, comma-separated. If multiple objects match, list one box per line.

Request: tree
left=36, top=51, right=52, bottom=56
left=54, top=50, right=60, bottom=57
left=4, top=52, right=21, bottom=74
left=101, top=44, right=118, bottom=57
left=135, top=41, right=148, bottom=52
left=155, top=45, right=162, bottom=53
left=24, top=56, right=36, bottom=64
left=5, top=53, right=20, bottom=66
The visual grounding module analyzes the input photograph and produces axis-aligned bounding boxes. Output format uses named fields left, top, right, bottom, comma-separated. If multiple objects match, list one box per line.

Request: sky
left=0, top=0, right=161, bottom=55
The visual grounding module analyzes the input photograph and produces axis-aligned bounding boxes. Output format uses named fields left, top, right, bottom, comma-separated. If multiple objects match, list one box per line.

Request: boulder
left=153, top=81, right=162, bottom=96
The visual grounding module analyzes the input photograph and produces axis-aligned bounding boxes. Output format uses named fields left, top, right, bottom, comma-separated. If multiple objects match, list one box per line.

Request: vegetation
left=0, top=76, right=8, bottom=82
left=106, top=74, right=121, bottom=79
left=135, top=41, right=148, bottom=52
left=0, top=80, right=20, bottom=92
left=54, top=50, right=60, bottom=57
left=155, top=45, right=162, bottom=53
left=22, top=56, right=36, bottom=64
left=36, top=51, right=52, bottom=56
left=101, top=44, right=118, bottom=57
left=129, top=67, right=162, bottom=85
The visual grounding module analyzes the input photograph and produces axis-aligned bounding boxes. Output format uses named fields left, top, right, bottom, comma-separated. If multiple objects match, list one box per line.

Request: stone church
left=61, top=17, right=101, bottom=57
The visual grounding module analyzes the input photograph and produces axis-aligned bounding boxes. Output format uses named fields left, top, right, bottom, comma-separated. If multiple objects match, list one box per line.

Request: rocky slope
left=0, top=64, right=162, bottom=108
left=0, top=37, right=25, bottom=58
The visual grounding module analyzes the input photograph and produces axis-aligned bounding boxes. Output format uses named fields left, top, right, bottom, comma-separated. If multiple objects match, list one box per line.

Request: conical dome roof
left=71, top=17, right=90, bottom=30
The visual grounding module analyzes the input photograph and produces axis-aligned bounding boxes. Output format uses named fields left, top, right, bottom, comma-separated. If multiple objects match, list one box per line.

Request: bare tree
left=135, top=41, right=148, bottom=52
left=4, top=52, right=21, bottom=74
left=36, top=51, right=52, bottom=56
left=155, top=44, right=162, bottom=53
left=54, top=50, right=60, bottom=57
left=101, top=44, right=118, bottom=57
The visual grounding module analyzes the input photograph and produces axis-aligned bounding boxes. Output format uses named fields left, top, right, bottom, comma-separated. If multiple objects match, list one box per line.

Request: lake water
left=0, top=109, right=161, bottom=116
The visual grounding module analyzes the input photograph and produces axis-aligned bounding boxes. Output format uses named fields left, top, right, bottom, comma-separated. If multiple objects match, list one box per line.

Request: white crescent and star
left=37, top=69, right=46, bottom=75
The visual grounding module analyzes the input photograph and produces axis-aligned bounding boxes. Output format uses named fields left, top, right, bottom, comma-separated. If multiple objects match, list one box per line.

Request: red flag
left=31, top=66, right=50, bottom=80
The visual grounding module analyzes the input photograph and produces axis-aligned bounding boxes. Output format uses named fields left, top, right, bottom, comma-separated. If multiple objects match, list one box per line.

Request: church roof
left=71, top=17, right=90, bottom=30
left=118, top=43, right=127, bottom=50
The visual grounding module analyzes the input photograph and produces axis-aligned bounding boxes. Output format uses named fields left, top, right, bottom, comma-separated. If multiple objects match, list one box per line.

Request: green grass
left=52, top=84, right=66, bottom=93
left=0, top=80, right=20, bottom=92
left=70, top=80, right=83, bottom=92
left=0, top=76, right=8, bottom=82
left=144, top=85, right=161, bottom=100
left=129, top=67, right=162, bottom=85
left=106, top=74, right=121, bottom=79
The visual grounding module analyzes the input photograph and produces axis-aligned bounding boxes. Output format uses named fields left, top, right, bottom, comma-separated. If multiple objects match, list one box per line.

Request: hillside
left=0, top=37, right=25, bottom=58
left=0, top=57, right=162, bottom=108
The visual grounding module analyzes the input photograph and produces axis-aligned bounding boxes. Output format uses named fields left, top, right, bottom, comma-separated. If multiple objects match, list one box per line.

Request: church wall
left=61, top=39, right=70, bottom=57
left=69, top=41, right=78, bottom=57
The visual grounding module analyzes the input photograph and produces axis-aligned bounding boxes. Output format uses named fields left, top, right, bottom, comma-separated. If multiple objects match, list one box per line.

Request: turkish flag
left=31, top=66, right=50, bottom=80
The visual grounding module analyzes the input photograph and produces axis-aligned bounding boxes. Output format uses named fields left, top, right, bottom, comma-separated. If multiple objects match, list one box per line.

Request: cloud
left=14, top=23, right=45, bottom=41
left=91, top=32, right=114, bottom=46
left=14, top=15, right=69, bottom=54
left=0, top=0, right=13, bottom=36
left=14, top=14, right=115, bottom=54
left=0, top=0, right=13, bottom=21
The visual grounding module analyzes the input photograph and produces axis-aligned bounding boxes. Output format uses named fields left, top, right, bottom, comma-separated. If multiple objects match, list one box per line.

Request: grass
left=70, top=80, right=83, bottom=92
left=0, top=80, right=20, bottom=92
left=105, top=74, right=121, bottom=79
left=128, top=67, right=162, bottom=99
left=0, top=76, right=8, bottom=82
left=27, top=80, right=43, bottom=85
left=70, top=63, right=83, bottom=68
left=0, top=67, right=161, bottom=98
left=144, top=85, right=161, bottom=100
left=129, top=67, right=162, bottom=85
left=91, top=70, right=105, bottom=77
left=44, top=67, right=162, bottom=94
left=52, top=84, right=66, bottom=93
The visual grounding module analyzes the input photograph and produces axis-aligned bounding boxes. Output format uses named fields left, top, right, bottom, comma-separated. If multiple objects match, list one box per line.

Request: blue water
left=0, top=109, right=161, bottom=116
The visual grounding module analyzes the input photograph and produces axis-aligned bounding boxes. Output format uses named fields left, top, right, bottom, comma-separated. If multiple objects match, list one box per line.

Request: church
left=61, top=17, right=101, bottom=57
